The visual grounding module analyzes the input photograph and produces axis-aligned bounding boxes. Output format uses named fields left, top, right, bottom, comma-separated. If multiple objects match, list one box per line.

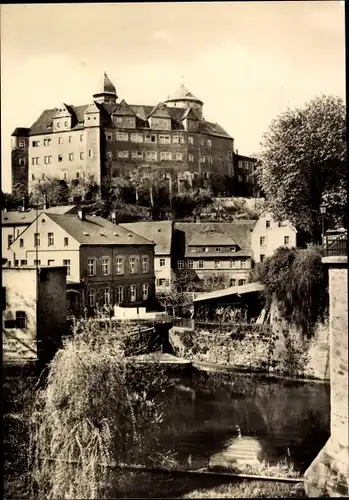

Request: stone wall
left=169, top=313, right=330, bottom=380
left=304, top=256, right=348, bottom=497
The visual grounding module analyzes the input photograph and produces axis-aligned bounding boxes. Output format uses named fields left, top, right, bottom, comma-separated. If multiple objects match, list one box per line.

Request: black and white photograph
left=1, top=1, right=347, bottom=498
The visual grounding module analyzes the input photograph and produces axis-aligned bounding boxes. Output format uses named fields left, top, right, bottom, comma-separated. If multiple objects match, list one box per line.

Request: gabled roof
left=119, top=221, right=172, bottom=254
left=2, top=206, right=78, bottom=226
left=54, top=103, right=74, bottom=118
left=181, top=107, right=201, bottom=121
left=28, top=103, right=232, bottom=139
left=46, top=214, right=154, bottom=246
left=175, top=221, right=256, bottom=254
left=148, top=102, right=172, bottom=119
left=85, top=102, right=101, bottom=114
left=112, top=99, right=137, bottom=116
left=188, top=224, right=239, bottom=247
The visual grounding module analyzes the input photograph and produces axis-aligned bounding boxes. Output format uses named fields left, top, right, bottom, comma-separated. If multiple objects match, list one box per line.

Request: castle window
left=117, top=150, right=129, bottom=158
left=58, top=154, right=63, bottom=162
left=80, top=152, right=84, bottom=160
left=208, top=156, right=212, bottom=164
left=188, top=136, right=194, bottom=145
left=88, top=149, right=93, bottom=158
left=146, top=151, right=157, bottom=161
left=80, top=134, right=84, bottom=142
left=188, top=154, right=193, bottom=162
left=132, top=151, right=143, bottom=160
left=159, top=135, right=170, bottom=144
left=106, top=133, right=112, bottom=141
left=131, top=133, right=143, bottom=143
left=32, top=174, right=35, bottom=180
left=173, top=135, right=179, bottom=144
left=125, top=118, right=133, bottom=126
left=176, top=153, right=182, bottom=161
left=64, top=121, right=68, bottom=127
left=69, top=136, right=72, bottom=143
left=44, top=156, right=52, bottom=164
left=76, top=172, right=80, bottom=178
left=266, top=220, right=271, bottom=228
left=145, top=134, right=157, bottom=143
left=207, top=139, right=212, bottom=148
left=117, top=132, right=128, bottom=141
left=228, top=151, right=233, bottom=159
left=16, top=311, right=27, bottom=329
left=58, top=137, right=63, bottom=144
left=44, top=138, right=51, bottom=146
left=201, top=139, right=205, bottom=146
left=56, top=122, right=61, bottom=128
left=238, top=175, right=243, bottom=182
left=19, top=140, right=25, bottom=147
left=32, top=157, right=39, bottom=165
left=18, top=158, right=26, bottom=166
left=200, top=155, right=205, bottom=163
left=32, top=141, right=40, bottom=147
left=42, top=173, right=45, bottom=179
left=160, top=152, right=171, bottom=161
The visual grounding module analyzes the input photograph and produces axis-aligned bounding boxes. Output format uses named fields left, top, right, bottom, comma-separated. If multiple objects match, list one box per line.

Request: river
left=144, top=369, right=330, bottom=474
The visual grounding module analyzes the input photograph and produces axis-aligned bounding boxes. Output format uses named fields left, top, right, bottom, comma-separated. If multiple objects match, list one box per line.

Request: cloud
left=153, top=30, right=173, bottom=42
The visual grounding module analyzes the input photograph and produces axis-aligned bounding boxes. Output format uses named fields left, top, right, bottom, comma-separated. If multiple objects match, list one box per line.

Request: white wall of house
left=155, top=255, right=172, bottom=294
left=251, top=212, right=297, bottom=263
left=9, top=213, right=81, bottom=282
left=2, top=225, right=29, bottom=264
left=2, top=267, right=38, bottom=361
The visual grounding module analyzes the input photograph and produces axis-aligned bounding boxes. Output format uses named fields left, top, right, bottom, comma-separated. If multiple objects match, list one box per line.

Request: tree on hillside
left=258, top=95, right=346, bottom=241
left=29, top=177, right=70, bottom=206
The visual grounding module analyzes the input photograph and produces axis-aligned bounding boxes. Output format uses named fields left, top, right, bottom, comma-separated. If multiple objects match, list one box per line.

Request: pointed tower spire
left=93, top=72, right=118, bottom=104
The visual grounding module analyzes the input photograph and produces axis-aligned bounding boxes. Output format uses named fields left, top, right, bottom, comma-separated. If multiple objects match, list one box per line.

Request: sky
left=1, top=1, right=345, bottom=192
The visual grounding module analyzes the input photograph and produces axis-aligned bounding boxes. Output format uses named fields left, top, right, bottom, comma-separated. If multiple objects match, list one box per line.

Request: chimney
left=21, top=196, right=26, bottom=212
left=111, top=210, right=116, bottom=224
left=43, top=193, right=48, bottom=211
left=77, top=207, right=85, bottom=220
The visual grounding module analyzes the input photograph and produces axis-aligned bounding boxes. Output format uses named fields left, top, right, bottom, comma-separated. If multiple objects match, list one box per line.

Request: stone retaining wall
left=169, top=316, right=330, bottom=380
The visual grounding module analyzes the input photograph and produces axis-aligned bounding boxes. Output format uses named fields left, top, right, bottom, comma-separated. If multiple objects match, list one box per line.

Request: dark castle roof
left=28, top=101, right=233, bottom=139
left=11, top=127, right=30, bottom=137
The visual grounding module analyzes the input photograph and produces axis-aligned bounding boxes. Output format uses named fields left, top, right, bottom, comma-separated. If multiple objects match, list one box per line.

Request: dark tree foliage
left=252, top=246, right=328, bottom=337
left=258, top=95, right=346, bottom=241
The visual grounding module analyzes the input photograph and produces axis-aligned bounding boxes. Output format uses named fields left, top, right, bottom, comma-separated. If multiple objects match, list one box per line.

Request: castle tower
left=92, top=72, right=118, bottom=104
left=11, top=127, right=30, bottom=194
left=164, top=84, right=204, bottom=118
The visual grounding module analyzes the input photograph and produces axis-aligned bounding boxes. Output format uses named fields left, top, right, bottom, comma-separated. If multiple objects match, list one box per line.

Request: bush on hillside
left=252, top=246, right=328, bottom=336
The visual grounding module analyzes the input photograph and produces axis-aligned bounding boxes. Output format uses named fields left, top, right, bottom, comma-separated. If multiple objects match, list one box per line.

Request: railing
left=325, top=232, right=348, bottom=257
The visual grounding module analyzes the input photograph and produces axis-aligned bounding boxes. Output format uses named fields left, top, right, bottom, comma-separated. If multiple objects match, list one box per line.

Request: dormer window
left=230, top=247, right=236, bottom=252
left=56, top=122, right=60, bottom=128
left=216, top=247, right=221, bottom=252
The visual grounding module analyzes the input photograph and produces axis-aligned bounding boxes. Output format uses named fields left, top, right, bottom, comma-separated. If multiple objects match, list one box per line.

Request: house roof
left=28, top=102, right=233, bottom=139
left=119, top=221, right=172, bottom=254
left=11, top=127, right=30, bottom=137
left=188, top=225, right=239, bottom=246
left=175, top=221, right=256, bottom=254
left=193, top=282, right=265, bottom=303
left=185, top=250, right=252, bottom=258
left=47, top=213, right=154, bottom=246
left=1, top=206, right=77, bottom=226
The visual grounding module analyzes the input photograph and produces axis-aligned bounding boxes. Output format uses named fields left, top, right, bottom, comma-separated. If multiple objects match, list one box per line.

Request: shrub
left=29, top=317, right=173, bottom=499
left=252, top=246, right=328, bottom=337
